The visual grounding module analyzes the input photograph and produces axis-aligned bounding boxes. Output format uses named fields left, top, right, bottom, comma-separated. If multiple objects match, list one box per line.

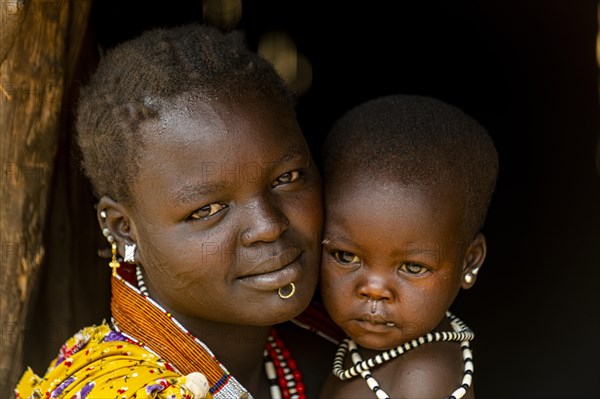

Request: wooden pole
left=0, top=0, right=90, bottom=395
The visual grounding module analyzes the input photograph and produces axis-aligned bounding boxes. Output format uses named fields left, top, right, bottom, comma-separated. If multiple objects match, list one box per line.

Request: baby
left=318, top=94, right=499, bottom=399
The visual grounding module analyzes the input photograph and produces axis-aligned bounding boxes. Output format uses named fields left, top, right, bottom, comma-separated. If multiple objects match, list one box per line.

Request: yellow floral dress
left=15, top=323, right=211, bottom=399
left=14, top=263, right=329, bottom=399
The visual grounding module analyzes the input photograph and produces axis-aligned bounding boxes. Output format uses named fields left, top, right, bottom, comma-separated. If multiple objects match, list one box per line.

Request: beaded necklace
left=333, top=311, right=474, bottom=399
left=264, top=329, right=307, bottom=399
left=129, top=265, right=305, bottom=399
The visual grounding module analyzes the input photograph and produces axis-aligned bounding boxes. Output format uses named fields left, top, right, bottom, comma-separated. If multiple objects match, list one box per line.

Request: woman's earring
left=100, top=210, right=115, bottom=243
left=102, top=228, right=115, bottom=243
left=109, top=241, right=120, bottom=276
left=124, top=243, right=136, bottom=263
left=101, top=209, right=119, bottom=275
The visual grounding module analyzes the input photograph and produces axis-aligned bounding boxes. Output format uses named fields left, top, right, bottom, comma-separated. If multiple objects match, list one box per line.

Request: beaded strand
left=333, top=311, right=474, bottom=381
left=348, top=340, right=390, bottom=399
left=333, top=311, right=475, bottom=399
left=264, top=328, right=307, bottom=399
left=135, top=266, right=148, bottom=296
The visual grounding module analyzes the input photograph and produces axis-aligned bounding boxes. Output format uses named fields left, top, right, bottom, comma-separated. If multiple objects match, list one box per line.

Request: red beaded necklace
left=264, top=328, right=306, bottom=399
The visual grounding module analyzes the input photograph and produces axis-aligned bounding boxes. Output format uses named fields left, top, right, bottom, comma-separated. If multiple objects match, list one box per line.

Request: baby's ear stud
left=464, top=266, right=480, bottom=284
left=464, top=272, right=475, bottom=284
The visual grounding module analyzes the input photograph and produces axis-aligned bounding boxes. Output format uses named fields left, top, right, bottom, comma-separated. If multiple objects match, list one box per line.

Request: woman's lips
left=237, top=248, right=303, bottom=291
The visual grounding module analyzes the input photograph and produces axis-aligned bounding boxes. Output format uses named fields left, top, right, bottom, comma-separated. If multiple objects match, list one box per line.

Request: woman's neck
left=112, top=271, right=274, bottom=396
left=170, top=309, right=272, bottom=394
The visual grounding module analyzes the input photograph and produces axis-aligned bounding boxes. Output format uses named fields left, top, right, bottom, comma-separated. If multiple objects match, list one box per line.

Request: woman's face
left=124, top=95, right=322, bottom=327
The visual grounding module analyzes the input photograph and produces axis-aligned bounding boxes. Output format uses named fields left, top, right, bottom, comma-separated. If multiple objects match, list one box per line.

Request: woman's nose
left=240, top=197, right=289, bottom=246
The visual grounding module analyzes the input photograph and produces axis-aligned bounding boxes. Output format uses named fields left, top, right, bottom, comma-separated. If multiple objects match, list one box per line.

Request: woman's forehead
left=131, top=96, right=309, bottom=201
left=142, top=93, right=300, bottom=143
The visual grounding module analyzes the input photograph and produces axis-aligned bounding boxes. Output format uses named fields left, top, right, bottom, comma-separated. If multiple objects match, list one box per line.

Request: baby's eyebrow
left=322, top=235, right=364, bottom=251
left=402, top=247, right=438, bottom=255
left=401, top=245, right=461, bottom=262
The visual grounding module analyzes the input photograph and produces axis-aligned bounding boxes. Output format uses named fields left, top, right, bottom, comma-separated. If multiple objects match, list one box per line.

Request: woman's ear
left=461, top=232, right=487, bottom=289
left=97, top=196, right=138, bottom=259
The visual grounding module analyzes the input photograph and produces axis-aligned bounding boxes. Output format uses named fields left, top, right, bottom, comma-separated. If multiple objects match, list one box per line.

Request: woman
left=15, top=23, right=334, bottom=399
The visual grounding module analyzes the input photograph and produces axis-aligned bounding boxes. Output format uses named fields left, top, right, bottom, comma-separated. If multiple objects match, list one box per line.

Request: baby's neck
left=358, top=314, right=453, bottom=356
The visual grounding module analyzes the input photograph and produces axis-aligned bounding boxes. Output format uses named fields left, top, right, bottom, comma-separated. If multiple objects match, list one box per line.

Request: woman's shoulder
left=15, top=323, right=211, bottom=399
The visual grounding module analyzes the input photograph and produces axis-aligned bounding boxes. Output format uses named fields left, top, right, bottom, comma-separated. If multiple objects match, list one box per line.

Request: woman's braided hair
left=76, top=23, right=293, bottom=203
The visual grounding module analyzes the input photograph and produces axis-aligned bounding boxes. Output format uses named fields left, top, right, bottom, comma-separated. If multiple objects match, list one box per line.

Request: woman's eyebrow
left=252, top=149, right=309, bottom=177
left=173, top=181, right=231, bottom=205
left=172, top=148, right=308, bottom=205
left=275, top=146, right=310, bottom=166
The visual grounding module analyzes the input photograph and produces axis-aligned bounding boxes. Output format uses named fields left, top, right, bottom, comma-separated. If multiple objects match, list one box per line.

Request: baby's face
left=124, top=94, right=322, bottom=326
left=320, top=174, right=469, bottom=350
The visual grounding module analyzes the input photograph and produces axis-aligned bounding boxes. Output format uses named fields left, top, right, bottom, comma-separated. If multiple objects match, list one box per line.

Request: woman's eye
left=272, top=170, right=301, bottom=187
left=332, top=251, right=361, bottom=265
left=400, top=262, right=428, bottom=275
left=190, top=203, right=227, bottom=220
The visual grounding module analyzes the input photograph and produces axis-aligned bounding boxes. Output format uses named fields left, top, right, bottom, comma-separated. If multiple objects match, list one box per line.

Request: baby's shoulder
left=377, top=341, right=471, bottom=398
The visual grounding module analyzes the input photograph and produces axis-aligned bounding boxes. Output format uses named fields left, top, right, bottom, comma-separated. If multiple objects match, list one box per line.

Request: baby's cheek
left=319, top=258, right=338, bottom=282
left=320, top=264, right=349, bottom=305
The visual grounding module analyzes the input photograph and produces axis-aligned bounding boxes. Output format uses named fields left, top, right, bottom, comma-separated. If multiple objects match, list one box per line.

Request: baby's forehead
left=329, top=167, right=455, bottom=194
left=327, top=170, right=467, bottom=214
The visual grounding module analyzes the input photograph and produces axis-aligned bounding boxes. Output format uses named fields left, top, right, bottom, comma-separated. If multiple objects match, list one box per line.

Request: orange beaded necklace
left=110, top=264, right=306, bottom=399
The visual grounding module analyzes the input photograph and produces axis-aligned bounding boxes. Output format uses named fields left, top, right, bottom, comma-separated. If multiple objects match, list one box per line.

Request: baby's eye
left=272, top=170, right=301, bottom=187
left=190, top=203, right=228, bottom=220
left=399, top=262, right=428, bottom=275
left=332, top=251, right=361, bottom=265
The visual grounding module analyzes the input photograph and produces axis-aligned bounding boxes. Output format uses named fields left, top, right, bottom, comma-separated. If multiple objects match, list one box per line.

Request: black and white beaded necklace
left=332, top=311, right=475, bottom=399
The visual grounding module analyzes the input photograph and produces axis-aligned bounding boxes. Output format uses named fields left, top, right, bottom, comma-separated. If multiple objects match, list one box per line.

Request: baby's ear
left=461, top=233, right=487, bottom=289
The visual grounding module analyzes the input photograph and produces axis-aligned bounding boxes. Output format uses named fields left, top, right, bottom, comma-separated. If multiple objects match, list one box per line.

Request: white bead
left=184, top=372, right=209, bottom=399
left=376, top=389, right=390, bottom=399
left=269, top=385, right=282, bottom=399
left=366, top=377, right=378, bottom=390
left=463, top=373, right=473, bottom=385
left=265, top=361, right=276, bottom=378
left=464, top=360, right=474, bottom=372
left=450, top=386, right=467, bottom=399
